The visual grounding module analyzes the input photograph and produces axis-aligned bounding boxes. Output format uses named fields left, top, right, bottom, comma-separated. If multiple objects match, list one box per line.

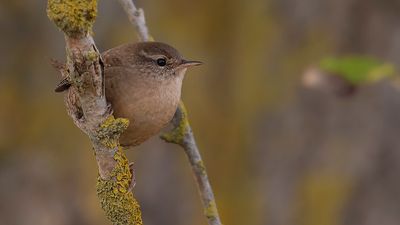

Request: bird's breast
left=105, top=67, right=183, bottom=146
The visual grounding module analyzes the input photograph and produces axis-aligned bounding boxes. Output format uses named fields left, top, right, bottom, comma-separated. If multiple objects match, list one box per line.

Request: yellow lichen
left=194, top=160, right=207, bottom=176
left=96, top=147, right=143, bottom=225
left=97, top=116, right=129, bottom=148
left=86, top=49, right=98, bottom=62
left=204, top=200, right=218, bottom=220
left=147, top=35, right=155, bottom=42
left=47, top=0, right=97, bottom=37
left=160, top=101, right=189, bottom=145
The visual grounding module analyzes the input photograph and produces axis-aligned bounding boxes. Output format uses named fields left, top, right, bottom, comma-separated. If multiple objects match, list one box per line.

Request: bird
left=56, top=42, right=202, bottom=147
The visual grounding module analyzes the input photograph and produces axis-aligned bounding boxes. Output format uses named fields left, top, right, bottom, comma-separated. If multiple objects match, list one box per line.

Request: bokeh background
left=2, top=0, right=400, bottom=225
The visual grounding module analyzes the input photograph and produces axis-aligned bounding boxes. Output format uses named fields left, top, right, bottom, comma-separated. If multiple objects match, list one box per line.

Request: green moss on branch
left=160, top=101, right=189, bottom=145
left=47, top=0, right=97, bottom=37
left=194, top=160, right=206, bottom=176
left=204, top=200, right=218, bottom=221
left=96, top=147, right=143, bottom=225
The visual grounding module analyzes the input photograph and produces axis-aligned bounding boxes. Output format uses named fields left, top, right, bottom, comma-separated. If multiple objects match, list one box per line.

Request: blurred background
left=1, top=0, right=400, bottom=225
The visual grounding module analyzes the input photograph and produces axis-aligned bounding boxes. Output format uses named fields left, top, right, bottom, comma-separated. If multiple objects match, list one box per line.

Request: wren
left=56, top=42, right=202, bottom=146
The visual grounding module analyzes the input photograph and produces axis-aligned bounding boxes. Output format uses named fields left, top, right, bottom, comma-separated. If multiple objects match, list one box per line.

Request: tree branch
left=47, top=0, right=143, bottom=224
left=161, top=102, right=223, bottom=225
left=117, top=1, right=222, bottom=224
left=117, top=0, right=150, bottom=42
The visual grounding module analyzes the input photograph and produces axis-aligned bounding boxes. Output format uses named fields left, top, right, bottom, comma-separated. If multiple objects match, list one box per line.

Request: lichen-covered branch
left=161, top=102, right=223, bottom=225
left=96, top=146, right=142, bottom=224
left=47, top=0, right=143, bottom=224
left=116, top=1, right=222, bottom=224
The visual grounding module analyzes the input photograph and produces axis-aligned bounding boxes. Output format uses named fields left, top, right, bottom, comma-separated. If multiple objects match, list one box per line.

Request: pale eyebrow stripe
left=139, top=50, right=166, bottom=60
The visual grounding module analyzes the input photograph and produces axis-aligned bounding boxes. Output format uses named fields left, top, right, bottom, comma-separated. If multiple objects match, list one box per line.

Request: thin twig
left=161, top=102, right=223, bottom=225
left=117, top=0, right=150, bottom=41
left=117, top=1, right=223, bottom=224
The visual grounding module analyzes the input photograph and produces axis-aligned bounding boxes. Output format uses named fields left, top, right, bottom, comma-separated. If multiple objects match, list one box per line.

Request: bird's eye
left=156, top=58, right=167, bottom=67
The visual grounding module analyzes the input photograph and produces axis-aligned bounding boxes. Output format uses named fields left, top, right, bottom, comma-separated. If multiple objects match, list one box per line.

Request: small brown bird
left=57, top=42, right=202, bottom=146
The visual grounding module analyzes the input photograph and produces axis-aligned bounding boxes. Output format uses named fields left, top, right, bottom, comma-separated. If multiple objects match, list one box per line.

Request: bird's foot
left=105, top=103, right=113, bottom=116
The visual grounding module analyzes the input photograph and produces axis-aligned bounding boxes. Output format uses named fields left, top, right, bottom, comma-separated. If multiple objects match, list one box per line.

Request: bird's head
left=132, top=42, right=202, bottom=79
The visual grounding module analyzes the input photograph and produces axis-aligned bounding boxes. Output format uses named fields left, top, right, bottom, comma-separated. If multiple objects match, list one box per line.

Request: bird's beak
left=180, top=59, right=203, bottom=68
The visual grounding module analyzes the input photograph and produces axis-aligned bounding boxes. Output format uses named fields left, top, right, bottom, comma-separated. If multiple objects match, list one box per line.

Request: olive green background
left=1, top=0, right=400, bottom=225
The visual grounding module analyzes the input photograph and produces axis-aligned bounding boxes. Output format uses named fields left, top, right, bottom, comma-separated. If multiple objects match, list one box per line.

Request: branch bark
left=117, top=1, right=222, bottom=224
left=117, top=0, right=150, bottom=42
left=160, top=102, right=223, bottom=225
left=47, top=1, right=142, bottom=224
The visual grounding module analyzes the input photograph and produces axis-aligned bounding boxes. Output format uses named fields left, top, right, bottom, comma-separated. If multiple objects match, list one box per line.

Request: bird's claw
left=105, top=103, right=113, bottom=116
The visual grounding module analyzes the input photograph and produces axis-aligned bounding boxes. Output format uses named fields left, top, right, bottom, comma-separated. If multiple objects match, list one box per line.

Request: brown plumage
left=103, top=42, right=201, bottom=146
left=56, top=42, right=202, bottom=147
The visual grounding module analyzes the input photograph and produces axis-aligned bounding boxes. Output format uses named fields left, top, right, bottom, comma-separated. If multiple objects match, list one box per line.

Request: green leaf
left=319, top=56, right=396, bottom=85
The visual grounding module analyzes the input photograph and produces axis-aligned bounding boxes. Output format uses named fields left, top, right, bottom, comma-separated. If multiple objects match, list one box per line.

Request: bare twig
left=117, top=0, right=150, bottom=41
left=47, top=0, right=143, bottom=224
left=117, top=1, right=222, bottom=224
